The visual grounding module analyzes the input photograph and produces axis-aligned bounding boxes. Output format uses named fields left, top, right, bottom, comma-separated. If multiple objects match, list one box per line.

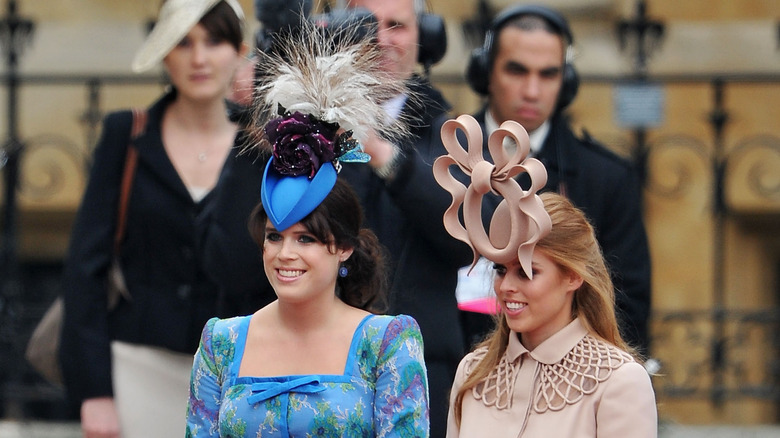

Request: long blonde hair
left=452, top=192, right=635, bottom=425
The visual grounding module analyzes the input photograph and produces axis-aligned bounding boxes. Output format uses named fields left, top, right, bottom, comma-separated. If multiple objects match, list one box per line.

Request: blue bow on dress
left=246, top=376, right=326, bottom=405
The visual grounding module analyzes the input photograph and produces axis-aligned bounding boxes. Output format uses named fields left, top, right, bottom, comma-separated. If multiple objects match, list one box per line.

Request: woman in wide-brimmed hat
left=58, top=1, right=272, bottom=437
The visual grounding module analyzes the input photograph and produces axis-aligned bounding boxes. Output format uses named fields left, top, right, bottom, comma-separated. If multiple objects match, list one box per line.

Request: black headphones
left=417, top=12, right=447, bottom=70
left=466, top=4, right=579, bottom=111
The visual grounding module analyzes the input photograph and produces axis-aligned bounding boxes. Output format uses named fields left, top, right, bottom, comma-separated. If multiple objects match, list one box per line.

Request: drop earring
left=338, top=265, right=348, bottom=278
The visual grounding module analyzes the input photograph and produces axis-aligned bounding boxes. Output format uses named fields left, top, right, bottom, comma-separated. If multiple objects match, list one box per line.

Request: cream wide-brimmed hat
left=131, top=0, right=244, bottom=73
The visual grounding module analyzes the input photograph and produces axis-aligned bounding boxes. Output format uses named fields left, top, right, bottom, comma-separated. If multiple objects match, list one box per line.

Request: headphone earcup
left=417, top=13, right=447, bottom=68
left=557, top=63, right=579, bottom=111
left=466, top=47, right=490, bottom=95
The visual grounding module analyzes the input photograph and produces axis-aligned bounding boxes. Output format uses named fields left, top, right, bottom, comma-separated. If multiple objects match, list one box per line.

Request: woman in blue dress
left=185, top=17, right=429, bottom=438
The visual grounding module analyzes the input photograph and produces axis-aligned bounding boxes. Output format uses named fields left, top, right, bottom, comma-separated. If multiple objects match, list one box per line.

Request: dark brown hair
left=199, top=1, right=243, bottom=51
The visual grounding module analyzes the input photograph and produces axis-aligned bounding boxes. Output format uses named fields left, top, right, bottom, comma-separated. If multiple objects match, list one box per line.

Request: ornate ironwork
left=645, top=134, right=711, bottom=199
left=653, top=309, right=780, bottom=402
left=616, top=1, right=779, bottom=407
left=616, top=1, right=665, bottom=77
left=615, top=1, right=666, bottom=187
left=18, top=134, right=87, bottom=201
left=725, top=135, right=780, bottom=201
left=641, top=80, right=780, bottom=405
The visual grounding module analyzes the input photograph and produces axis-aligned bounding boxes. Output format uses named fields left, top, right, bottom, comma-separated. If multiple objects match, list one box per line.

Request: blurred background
left=0, top=0, right=778, bottom=434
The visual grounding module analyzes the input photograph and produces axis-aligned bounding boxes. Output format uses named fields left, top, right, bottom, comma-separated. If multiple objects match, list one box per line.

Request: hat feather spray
left=250, top=19, right=409, bottom=231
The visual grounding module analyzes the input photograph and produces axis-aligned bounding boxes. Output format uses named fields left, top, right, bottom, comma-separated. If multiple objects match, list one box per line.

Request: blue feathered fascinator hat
left=253, top=19, right=409, bottom=231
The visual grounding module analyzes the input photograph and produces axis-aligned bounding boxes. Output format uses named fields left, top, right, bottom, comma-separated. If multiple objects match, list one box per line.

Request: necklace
left=194, top=122, right=236, bottom=163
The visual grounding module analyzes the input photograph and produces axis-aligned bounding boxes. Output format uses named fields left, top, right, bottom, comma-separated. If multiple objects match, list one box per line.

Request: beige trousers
left=111, top=341, right=193, bottom=438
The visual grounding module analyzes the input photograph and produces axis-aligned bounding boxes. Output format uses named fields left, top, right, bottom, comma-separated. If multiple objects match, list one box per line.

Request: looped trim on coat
left=466, top=334, right=634, bottom=413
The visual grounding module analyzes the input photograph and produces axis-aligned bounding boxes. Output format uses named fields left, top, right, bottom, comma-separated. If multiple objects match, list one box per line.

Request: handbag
left=24, top=108, right=147, bottom=386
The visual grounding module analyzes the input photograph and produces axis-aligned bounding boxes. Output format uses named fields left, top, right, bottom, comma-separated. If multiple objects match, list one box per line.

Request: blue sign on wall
left=613, top=82, right=665, bottom=128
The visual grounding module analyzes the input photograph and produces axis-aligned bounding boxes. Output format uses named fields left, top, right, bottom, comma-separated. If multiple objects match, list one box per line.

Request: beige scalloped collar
left=470, top=318, right=635, bottom=413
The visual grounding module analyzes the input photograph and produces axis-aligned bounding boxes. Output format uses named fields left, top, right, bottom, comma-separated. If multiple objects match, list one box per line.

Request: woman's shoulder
left=355, top=315, right=425, bottom=378
left=103, top=109, right=134, bottom=123
left=210, top=315, right=250, bottom=335
left=356, top=314, right=424, bottom=359
left=575, top=335, right=636, bottom=366
left=95, top=109, right=137, bottom=141
left=362, top=314, right=421, bottom=335
left=100, top=92, right=168, bottom=133
left=457, top=345, right=490, bottom=376
left=200, top=316, right=250, bottom=348
left=610, top=359, right=652, bottom=385
left=97, top=107, right=153, bottom=148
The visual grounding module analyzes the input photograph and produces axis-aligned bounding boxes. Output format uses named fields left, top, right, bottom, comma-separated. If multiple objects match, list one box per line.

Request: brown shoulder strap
left=113, top=108, right=148, bottom=255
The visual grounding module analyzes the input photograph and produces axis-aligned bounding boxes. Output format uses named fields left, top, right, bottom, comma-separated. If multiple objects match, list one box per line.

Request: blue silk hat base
left=261, top=159, right=337, bottom=231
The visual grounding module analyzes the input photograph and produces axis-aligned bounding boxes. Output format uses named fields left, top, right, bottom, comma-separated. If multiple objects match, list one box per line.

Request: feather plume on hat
left=250, top=19, right=411, bottom=147
left=249, top=18, right=413, bottom=231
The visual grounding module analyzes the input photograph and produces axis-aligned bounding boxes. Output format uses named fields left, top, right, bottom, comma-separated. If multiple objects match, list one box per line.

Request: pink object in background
left=456, top=258, right=498, bottom=314
left=458, top=297, right=499, bottom=315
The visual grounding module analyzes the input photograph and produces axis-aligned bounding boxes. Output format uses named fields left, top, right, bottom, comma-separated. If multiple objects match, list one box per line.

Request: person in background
left=227, top=51, right=255, bottom=107
left=337, top=1, right=474, bottom=435
left=58, top=1, right=269, bottom=437
left=186, top=22, right=428, bottom=436
left=433, top=115, right=657, bottom=437
left=462, top=4, right=652, bottom=355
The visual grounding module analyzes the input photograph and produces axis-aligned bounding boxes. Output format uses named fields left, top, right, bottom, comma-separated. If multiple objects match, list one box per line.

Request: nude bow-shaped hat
left=432, top=115, right=552, bottom=278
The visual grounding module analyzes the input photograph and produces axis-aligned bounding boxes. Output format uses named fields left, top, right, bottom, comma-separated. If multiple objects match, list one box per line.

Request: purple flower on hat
left=266, top=111, right=338, bottom=178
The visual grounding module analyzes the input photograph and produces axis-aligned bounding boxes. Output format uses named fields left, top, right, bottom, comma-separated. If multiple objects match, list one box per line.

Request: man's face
left=349, top=0, right=419, bottom=81
left=488, top=27, right=565, bottom=133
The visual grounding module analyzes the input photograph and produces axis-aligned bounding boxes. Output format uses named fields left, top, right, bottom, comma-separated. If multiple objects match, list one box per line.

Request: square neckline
left=232, top=313, right=376, bottom=384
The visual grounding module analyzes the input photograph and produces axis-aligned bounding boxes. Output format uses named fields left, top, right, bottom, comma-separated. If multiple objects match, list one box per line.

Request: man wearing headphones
left=339, top=1, right=471, bottom=436
left=463, top=4, right=652, bottom=355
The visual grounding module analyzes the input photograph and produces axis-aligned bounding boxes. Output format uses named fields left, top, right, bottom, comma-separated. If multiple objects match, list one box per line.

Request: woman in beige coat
left=433, top=115, right=657, bottom=437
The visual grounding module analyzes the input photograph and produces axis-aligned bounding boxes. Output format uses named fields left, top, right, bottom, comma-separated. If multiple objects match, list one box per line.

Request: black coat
left=59, top=91, right=273, bottom=403
left=472, top=109, right=652, bottom=353
left=339, top=76, right=475, bottom=436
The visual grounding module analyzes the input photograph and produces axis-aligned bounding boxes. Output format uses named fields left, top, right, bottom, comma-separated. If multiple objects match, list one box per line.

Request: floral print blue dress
left=185, top=313, right=429, bottom=437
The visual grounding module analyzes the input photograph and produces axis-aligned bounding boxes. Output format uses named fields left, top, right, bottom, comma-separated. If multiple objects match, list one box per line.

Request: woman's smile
left=277, top=268, right=305, bottom=279
left=504, top=300, right=527, bottom=315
